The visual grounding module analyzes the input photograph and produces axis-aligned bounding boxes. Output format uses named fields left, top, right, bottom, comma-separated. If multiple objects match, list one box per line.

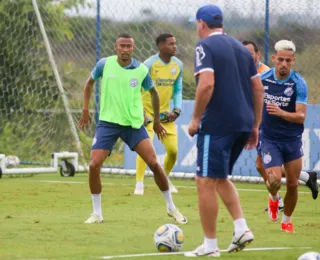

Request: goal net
left=1, top=0, right=320, bottom=180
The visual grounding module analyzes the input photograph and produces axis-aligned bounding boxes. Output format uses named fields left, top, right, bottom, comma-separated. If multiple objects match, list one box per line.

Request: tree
left=0, top=0, right=87, bottom=116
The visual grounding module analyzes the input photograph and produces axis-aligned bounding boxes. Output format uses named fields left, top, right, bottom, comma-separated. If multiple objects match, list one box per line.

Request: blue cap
left=189, top=4, right=223, bottom=23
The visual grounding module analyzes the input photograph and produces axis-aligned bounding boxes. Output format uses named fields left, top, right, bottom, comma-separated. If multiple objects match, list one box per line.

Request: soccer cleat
left=264, top=196, right=284, bottom=212
left=184, top=244, right=220, bottom=257
left=281, top=222, right=295, bottom=233
left=268, top=197, right=279, bottom=221
left=168, top=179, right=178, bottom=193
left=227, top=230, right=254, bottom=253
left=167, top=208, right=188, bottom=225
left=306, top=171, right=319, bottom=200
left=84, top=213, right=103, bottom=224
left=134, top=187, right=144, bottom=195
left=134, top=182, right=144, bottom=195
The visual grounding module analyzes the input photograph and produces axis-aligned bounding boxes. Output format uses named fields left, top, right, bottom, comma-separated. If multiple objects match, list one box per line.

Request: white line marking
left=31, top=180, right=313, bottom=194
left=100, top=247, right=312, bottom=259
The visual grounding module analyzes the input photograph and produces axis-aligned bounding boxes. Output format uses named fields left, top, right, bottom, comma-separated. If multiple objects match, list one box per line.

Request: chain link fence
left=1, top=0, right=320, bottom=175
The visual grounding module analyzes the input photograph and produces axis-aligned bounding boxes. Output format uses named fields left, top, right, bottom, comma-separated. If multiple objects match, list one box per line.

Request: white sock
left=234, top=218, right=249, bottom=237
left=136, top=181, right=144, bottom=188
left=269, top=193, right=279, bottom=202
left=299, top=171, right=310, bottom=183
left=91, top=194, right=102, bottom=218
left=161, top=190, right=176, bottom=211
left=282, top=214, right=291, bottom=224
left=204, top=237, right=218, bottom=251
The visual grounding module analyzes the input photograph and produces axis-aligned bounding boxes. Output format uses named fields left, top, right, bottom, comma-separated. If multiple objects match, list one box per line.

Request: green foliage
left=0, top=0, right=90, bottom=163
left=2, top=3, right=320, bottom=163
left=248, top=23, right=317, bottom=54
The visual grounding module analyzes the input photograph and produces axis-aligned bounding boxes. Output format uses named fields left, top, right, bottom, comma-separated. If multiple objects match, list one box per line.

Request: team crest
left=171, top=68, right=177, bottom=75
left=284, top=87, right=294, bottom=97
left=129, top=78, right=138, bottom=87
left=263, top=153, right=272, bottom=164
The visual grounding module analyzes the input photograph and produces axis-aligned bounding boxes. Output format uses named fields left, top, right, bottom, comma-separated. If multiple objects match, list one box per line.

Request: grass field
left=0, top=173, right=319, bottom=260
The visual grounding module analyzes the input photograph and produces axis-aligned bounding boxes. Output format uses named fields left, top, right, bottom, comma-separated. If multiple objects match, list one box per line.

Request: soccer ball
left=154, top=224, right=184, bottom=252
left=298, top=252, right=320, bottom=260
left=4, top=155, right=20, bottom=168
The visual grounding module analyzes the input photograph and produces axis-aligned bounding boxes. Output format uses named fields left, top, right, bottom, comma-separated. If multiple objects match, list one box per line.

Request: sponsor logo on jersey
left=265, top=78, right=276, bottom=84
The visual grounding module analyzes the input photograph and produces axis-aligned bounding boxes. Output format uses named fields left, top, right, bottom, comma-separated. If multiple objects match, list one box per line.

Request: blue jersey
left=91, top=57, right=153, bottom=91
left=260, top=68, right=308, bottom=141
left=193, top=33, right=258, bottom=135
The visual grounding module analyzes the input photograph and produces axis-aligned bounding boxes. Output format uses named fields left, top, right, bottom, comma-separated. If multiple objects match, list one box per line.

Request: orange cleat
left=281, top=222, right=295, bottom=233
left=268, top=197, right=279, bottom=221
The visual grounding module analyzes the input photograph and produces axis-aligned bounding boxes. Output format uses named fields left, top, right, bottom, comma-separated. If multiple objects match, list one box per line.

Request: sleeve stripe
left=194, top=68, right=214, bottom=76
left=251, top=73, right=259, bottom=79
left=296, top=101, right=308, bottom=105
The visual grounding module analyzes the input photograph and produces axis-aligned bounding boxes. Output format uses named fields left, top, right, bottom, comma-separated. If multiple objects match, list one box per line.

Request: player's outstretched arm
left=78, top=76, right=95, bottom=131
left=149, top=87, right=167, bottom=140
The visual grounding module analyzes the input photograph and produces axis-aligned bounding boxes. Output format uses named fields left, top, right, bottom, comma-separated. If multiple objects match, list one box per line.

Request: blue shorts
left=91, top=121, right=149, bottom=151
left=260, top=137, right=303, bottom=168
left=197, top=132, right=251, bottom=179
left=256, top=139, right=262, bottom=157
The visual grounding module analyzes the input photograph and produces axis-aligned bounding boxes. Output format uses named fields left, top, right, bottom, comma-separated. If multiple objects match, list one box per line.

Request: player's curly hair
left=156, top=33, right=174, bottom=46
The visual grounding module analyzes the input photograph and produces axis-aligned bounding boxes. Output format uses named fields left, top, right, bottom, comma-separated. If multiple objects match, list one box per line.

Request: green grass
left=0, top=174, right=319, bottom=260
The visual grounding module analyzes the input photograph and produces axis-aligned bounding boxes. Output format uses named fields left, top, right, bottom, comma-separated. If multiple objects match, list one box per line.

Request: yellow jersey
left=142, top=54, right=183, bottom=116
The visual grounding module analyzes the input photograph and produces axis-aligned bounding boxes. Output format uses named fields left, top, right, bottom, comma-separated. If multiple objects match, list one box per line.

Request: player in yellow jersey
left=134, top=33, right=183, bottom=195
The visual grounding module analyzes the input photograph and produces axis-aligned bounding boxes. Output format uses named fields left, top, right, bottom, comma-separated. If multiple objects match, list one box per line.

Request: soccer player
left=242, top=40, right=319, bottom=212
left=134, top=33, right=182, bottom=195
left=260, top=40, right=317, bottom=233
left=78, top=33, right=187, bottom=225
left=242, top=40, right=270, bottom=74
left=185, top=5, right=264, bottom=257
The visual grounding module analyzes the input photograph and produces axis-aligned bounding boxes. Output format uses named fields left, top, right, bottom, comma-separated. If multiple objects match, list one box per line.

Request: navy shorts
left=197, top=132, right=251, bottom=179
left=256, top=139, right=262, bottom=157
left=91, top=121, right=149, bottom=151
left=260, top=137, right=303, bottom=168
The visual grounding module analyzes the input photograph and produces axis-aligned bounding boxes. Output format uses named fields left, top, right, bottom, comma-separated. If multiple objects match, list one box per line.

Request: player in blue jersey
left=184, top=5, right=264, bottom=257
left=242, top=40, right=318, bottom=213
left=260, top=40, right=316, bottom=233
